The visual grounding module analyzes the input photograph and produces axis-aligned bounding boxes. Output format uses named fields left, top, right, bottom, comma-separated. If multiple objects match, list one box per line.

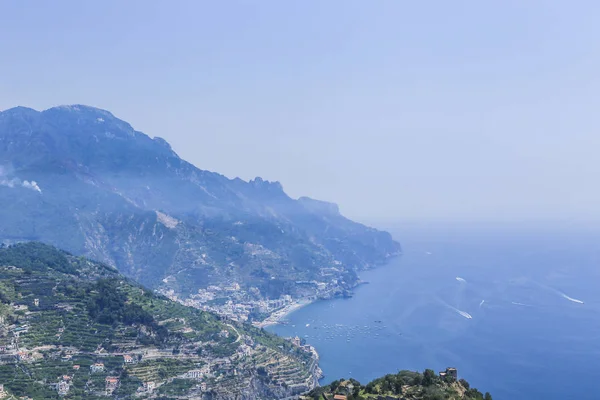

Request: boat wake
left=531, top=281, right=584, bottom=305
left=479, top=300, right=485, bottom=307
left=456, top=277, right=467, bottom=283
left=561, top=294, right=584, bottom=304
left=436, top=297, right=472, bottom=319
left=456, top=309, right=473, bottom=319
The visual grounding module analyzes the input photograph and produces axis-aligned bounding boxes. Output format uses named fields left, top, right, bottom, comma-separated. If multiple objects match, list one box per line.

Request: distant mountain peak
left=0, top=104, right=401, bottom=298
left=43, top=104, right=137, bottom=135
left=250, top=176, right=284, bottom=192
left=1, top=104, right=114, bottom=117
left=47, top=104, right=115, bottom=116
left=0, top=105, right=38, bottom=114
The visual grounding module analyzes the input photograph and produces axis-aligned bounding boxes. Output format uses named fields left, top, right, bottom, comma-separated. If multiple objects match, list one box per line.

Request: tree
left=329, top=380, right=340, bottom=391
left=484, top=392, right=493, bottom=400
left=394, top=378, right=403, bottom=394
left=365, top=381, right=377, bottom=394
left=158, top=367, right=168, bottom=379
left=423, top=369, right=436, bottom=386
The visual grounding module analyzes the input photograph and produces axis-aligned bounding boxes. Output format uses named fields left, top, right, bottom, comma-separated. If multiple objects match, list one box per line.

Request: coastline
left=256, top=276, right=377, bottom=328
left=254, top=298, right=316, bottom=328
left=259, top=259, right=400, bottom=392
left=254, top=259, right=397, bottom=329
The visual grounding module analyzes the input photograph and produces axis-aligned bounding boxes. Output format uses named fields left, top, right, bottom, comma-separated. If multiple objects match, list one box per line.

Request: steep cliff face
left=0, top=105, right=401, bottom=297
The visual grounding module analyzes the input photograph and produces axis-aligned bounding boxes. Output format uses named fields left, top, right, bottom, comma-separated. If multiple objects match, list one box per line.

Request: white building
left=143, top=381, right=156, bottom=392
left=90, top=363, right=105, bottom=373
left=57, top=381, right=69, bottom=396
left=186, top=370, right=203, bottom=379
left=123, top=354, right=135, bottom=364
left=218, top=329, right=230, bottom=338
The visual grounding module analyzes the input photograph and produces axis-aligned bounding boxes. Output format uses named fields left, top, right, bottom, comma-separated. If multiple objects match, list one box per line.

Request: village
left=0, top=296, right=321, bottom=398
left=159, top=278, right=347, bottom=326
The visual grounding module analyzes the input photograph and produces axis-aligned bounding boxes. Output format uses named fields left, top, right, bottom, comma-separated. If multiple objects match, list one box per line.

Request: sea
left=267, top=222, right=600, bottom=400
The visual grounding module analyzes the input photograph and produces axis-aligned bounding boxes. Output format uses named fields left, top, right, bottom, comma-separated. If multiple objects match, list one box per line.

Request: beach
left=254, top=298, right=315, bottom=328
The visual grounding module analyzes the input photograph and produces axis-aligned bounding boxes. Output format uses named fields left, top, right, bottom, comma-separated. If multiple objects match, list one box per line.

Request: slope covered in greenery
left=0, top=242, right=319, bottom=399
left=304, top=369, right=492, bottom=400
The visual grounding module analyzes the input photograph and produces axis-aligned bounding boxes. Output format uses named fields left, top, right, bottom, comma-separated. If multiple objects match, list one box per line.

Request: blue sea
left=267, top=223, right=600, bottom=400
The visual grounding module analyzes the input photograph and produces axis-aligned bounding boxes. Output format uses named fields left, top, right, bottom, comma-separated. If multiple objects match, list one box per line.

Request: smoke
left=0, top=165, right=42, bottom=193
left=22, top=180, right=42, bottom=193
left=0, top=177, right=17, bottom=188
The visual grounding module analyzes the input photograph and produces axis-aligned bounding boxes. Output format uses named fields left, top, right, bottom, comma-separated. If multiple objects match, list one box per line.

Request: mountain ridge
left=0, top=105, right=400, bottom=304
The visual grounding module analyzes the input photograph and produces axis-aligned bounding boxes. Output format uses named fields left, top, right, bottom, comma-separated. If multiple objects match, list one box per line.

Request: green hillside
left=304, top=369, right=492, bottom=400
left=0, top=242, right=319, bottom=399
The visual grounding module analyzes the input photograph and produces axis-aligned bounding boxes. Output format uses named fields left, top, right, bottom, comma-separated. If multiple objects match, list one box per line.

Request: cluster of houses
left=171, top=283, right=298, bottom=322
left=51, top=357, right=143, bottom=396
left=0, top=345, right=47, bottom=365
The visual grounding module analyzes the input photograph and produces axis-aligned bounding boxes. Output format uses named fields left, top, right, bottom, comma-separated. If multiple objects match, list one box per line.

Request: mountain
left=0, top=105, right=400, bottom=301
left=304, top=370, right=492, bottom=400
left=0, top=242, right=321, bottom=399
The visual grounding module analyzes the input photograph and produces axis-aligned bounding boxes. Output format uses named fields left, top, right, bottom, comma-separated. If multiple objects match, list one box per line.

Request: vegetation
left=0, top=242, right=316, bottom=399
left=87, top=279, right=156, bottom=327
left=305, top=369, right=491, bottom=400
left=0, top=241, right=106, bottom=275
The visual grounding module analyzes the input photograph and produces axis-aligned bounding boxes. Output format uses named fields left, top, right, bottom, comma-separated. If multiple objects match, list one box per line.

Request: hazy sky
left=1, top=1, right=599, bottom=223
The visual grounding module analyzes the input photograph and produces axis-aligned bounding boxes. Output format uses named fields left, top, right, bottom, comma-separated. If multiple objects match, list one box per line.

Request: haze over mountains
left=0, top=105, right=400, bottom=299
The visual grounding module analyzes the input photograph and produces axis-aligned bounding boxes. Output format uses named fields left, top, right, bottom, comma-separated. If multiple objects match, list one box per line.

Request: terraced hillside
left=0, top=242, right=320, bottom=399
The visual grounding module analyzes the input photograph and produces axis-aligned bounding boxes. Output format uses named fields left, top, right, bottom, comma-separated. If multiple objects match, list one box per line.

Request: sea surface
left=267, top=222, right=600, bottom=400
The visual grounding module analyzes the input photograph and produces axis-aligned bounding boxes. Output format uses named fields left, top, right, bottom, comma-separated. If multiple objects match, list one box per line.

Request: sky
left=1, top=1, right=599, bottom=224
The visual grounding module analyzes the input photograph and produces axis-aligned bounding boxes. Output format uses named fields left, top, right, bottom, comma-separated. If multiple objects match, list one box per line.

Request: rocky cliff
left=0, top=105, right=401, bottom=299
